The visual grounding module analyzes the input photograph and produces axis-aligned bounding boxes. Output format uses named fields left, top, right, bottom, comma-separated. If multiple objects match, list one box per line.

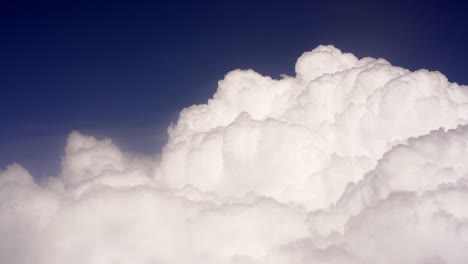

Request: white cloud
left=1, top=45, right=468, bottom=263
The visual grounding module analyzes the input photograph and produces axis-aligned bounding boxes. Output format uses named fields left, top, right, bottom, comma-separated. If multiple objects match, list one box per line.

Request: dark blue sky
left=1, top=0, right=467, bottom=178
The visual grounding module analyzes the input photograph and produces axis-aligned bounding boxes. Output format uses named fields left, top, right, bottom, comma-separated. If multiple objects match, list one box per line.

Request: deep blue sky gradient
left=1, top=0, right=467, bottom=178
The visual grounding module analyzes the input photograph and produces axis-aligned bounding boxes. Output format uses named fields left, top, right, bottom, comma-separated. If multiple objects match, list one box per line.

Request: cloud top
left=1, top=45, right=468, bottom=264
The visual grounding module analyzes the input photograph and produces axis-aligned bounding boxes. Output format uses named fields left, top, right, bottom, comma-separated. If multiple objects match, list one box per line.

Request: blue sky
left=1, top=0, right=467, bottom=178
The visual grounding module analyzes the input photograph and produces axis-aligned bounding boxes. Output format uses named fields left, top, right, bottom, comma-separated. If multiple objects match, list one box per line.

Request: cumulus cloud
left=1, top=45, right=468, bottom=264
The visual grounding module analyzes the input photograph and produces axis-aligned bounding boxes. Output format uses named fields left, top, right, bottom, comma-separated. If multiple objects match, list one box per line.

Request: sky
left=1, top=0, right=467, bottom=178
left=2, top=1, right=468, bottom=263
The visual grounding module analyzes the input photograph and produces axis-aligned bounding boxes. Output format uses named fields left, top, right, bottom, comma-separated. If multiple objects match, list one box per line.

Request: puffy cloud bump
left=1, top=45, right=468, bottom=264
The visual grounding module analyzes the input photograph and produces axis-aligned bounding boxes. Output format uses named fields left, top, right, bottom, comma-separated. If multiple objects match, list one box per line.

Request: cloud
left=1, top=45, right=468, bottom=263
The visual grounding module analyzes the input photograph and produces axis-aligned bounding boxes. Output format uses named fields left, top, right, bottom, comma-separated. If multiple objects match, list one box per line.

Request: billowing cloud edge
left=1, top=45, right=468, bottom=264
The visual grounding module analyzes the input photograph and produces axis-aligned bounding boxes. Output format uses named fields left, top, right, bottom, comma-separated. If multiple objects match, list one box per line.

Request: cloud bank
left=1, top=45, right=468, bottom=264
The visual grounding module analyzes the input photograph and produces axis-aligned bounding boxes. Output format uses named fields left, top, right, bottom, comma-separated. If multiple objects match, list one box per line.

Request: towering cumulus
left=2, top=46, right=468, bottom=264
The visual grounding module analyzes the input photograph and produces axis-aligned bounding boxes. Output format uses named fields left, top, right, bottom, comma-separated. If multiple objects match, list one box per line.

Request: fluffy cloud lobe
left=1, top=45, right=468, bottom=264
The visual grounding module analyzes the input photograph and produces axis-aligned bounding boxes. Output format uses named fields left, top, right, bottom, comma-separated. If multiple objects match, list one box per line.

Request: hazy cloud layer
left=1, top=45, right=468, bottom=264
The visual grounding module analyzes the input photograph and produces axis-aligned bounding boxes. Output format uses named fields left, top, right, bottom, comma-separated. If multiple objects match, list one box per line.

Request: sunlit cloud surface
left=2, top=45, right=468, bottom=264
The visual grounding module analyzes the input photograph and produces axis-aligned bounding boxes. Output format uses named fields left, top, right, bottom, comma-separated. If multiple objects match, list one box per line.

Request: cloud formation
left=1, top=45, right=468, bottom=264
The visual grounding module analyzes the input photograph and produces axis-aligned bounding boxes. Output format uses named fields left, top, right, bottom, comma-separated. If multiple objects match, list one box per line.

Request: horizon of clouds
left=1, top=45, right=468, bottom=263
